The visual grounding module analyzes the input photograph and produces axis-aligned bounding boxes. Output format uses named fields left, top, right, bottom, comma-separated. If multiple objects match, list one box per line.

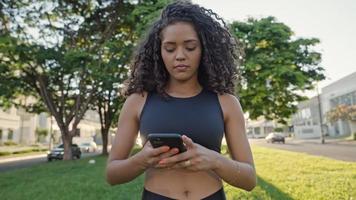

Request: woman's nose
left=175, top=48, right=186, bottom=61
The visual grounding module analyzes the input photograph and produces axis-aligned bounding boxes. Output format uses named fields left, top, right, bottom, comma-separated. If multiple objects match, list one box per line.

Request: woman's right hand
left=133, top=142, right=179, bottom=170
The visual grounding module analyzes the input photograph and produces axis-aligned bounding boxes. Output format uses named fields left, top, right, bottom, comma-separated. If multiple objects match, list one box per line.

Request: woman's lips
left=174, top=64, right=189, bottom=71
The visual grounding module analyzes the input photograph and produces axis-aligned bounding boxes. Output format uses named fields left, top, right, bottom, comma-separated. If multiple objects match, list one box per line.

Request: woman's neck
left=165, top=80, right=202, bottom=98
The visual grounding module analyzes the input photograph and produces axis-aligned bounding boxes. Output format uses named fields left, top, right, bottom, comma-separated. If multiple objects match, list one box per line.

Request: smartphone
left=147, top=133, right=187, bottom=153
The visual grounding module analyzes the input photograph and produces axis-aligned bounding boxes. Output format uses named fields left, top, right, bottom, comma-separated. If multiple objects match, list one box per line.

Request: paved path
left=250, top=138, right=356, bottom=162
left=0, top=152, right=101, bottom=172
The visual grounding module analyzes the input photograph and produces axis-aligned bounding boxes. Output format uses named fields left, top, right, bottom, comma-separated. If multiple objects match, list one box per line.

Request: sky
left=193, top=0, right=356, bottom=93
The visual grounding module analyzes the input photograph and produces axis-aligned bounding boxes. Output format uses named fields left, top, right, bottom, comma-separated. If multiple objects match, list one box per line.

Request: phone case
left=148, top=133, right=187, bottom=153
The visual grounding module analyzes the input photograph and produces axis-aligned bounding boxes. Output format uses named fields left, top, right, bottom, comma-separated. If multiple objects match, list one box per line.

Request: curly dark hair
left=125, top=0, right=241, bottom=97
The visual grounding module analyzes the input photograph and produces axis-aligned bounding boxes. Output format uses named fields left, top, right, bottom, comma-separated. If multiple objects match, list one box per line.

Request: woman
left=106, top=1, right=256, bottom=199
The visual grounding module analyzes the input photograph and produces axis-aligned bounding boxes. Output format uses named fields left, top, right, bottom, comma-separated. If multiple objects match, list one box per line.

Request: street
left=250, top=138, right=356, bottom=162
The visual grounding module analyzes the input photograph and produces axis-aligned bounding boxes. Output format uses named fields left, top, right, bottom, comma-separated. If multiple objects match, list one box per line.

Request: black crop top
left=139, top=89, right=225, bottom=152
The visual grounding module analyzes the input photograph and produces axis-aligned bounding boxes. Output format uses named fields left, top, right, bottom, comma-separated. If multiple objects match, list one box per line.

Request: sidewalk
left=0, top=144, right=49, bottom=163
left=0, top=145, right=48, bottom=152
left=0, top=153, right=46, bottom=164
left=0, top=144, right=106, bottom=164
left=286, top=137, right=356, bottom=146
left=251, top=137, right=356, bottom=162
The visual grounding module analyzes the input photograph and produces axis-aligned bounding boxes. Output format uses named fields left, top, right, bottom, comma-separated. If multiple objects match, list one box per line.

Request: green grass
left=0, top=146, right=355, bottom=200
left=224, top=146, right=356, bottom=200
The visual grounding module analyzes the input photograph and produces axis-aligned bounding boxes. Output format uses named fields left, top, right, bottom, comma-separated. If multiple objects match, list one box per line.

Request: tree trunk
left=101, top=127, right=109, bottom=155
left=62, top=130, right=73, bottom=160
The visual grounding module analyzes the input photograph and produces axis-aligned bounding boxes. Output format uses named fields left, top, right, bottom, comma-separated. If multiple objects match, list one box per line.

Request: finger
left=154, top=153, right=179, bottom=168
left=149, top=148, right=178, bottom=167
left=182, top=135, right=195, bottom=149
left=150, top=146, right=170, bottom=156
left=159, top=152, right=190, bottom=165
left=171, top=160, right=193, bottom=169
left=158, top=148, right=179, bottom=160
left=154, top=163, right=171, bottom=169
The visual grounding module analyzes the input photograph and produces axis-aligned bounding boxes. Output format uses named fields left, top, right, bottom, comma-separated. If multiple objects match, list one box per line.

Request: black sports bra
left=139, top=89, right=225, bottom=152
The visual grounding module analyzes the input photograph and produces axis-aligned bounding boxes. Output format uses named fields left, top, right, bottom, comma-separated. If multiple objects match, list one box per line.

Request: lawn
left=0, top=146, right=355, bottom=200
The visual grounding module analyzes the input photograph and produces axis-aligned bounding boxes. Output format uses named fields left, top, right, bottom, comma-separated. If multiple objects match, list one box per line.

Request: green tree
left=230, top=17, right=325, bottom=123
left=0, top=0, right=171, bottom=158
left=77, top=0, right=169, bottom=155
left=0, top=1, right=114, bottom=159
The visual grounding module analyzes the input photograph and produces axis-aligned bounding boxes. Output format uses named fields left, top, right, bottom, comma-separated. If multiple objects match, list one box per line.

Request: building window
left=352, top=91, right=356, bottom=105
left=39, top=113, right=47, bottom=128
left=0, top=129, right=3, bottom=141
left=301, top=108, right=311, bottom=119
left=7, top=129, right=14, bottom=140
left=330, top=98, right=339, bottom=107
left=331, top=91, right=356, bottom=107
left=341, top=95, right=352, bottom=105
left=254, top=127, right=261, bottom=135
left=302, top=128, right=314, bottom=134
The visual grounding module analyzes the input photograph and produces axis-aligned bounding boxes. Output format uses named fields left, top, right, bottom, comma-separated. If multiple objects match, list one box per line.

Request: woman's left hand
left=157, top=135, right=220, bottom=171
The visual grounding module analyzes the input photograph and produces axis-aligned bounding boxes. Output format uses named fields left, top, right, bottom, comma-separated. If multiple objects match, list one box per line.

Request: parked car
left=47, top=144, right=81, bottom=161
left=79, top=141, right=97, bottom=153
left=265, top=132, right=285, bottom=143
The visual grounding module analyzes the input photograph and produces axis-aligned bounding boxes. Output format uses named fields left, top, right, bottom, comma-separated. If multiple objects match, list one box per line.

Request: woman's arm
left=106, top=93, right=177, bottom=185
left=106, top=93, right=146, bottom=185
left=213, top=94, right=256, bottom=191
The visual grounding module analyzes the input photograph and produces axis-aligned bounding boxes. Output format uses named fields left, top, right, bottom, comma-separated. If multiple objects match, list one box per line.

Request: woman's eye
left=165, top=48, right=175, bottom=52
left=186, top=47, right=196, bottom=51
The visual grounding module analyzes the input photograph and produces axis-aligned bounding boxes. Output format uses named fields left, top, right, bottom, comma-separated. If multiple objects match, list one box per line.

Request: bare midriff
left=144, top=168, right=223, bottom=199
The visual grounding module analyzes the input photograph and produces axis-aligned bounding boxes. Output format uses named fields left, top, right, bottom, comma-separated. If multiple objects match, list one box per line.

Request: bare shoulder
left=218, top=93, right=240, bottom=105
left=217, top=93, right=243, bottom=121
left=125, top=91, right=148, bottom=105
left=122, top=91, right=148, bottom=119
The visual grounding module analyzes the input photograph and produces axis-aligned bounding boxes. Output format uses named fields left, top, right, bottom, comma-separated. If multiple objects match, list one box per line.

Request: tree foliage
left=327, top=104, right=356, bottom=123
left=230, top=17, right=325, bottom=123
left=1, top=3, right=328, bottom=157
left=0, top=0, right=170, bottom=158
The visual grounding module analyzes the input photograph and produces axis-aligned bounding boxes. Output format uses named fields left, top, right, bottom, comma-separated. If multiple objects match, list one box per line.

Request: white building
left=246, top=116, right=276, bottom=138
left=292, top=71, right=356, bottom=138
left=292, top=96, right=323, bottom=139
left=321, top=71, right=356, bottom=136
left=0, top=105, right=105, bottom=146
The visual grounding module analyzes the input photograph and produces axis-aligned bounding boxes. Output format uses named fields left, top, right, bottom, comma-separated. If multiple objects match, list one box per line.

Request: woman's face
left=160, top=21, right=202, bottom=83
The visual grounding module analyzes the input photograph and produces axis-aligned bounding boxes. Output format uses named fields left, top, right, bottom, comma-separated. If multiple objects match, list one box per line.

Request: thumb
left=182, top=135, right=194, bottom=149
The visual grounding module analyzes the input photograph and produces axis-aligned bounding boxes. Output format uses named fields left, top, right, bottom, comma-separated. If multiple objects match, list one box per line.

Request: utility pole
left=316, top=83, right=325, bottom=144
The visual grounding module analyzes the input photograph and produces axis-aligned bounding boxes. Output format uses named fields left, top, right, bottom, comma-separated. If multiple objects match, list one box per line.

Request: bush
left=31, top=148, right=47, bottom=152
left=0, top=147, right=49, bottom=157
left=35, top=128, right=48, bottom=143
left=274, top=127, right=284, bottom=132
left=0, top=152, right=12, bottom=156
left=13, top=149, right=33, bottom=154
left=4, top=141, right=17, bottom=146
